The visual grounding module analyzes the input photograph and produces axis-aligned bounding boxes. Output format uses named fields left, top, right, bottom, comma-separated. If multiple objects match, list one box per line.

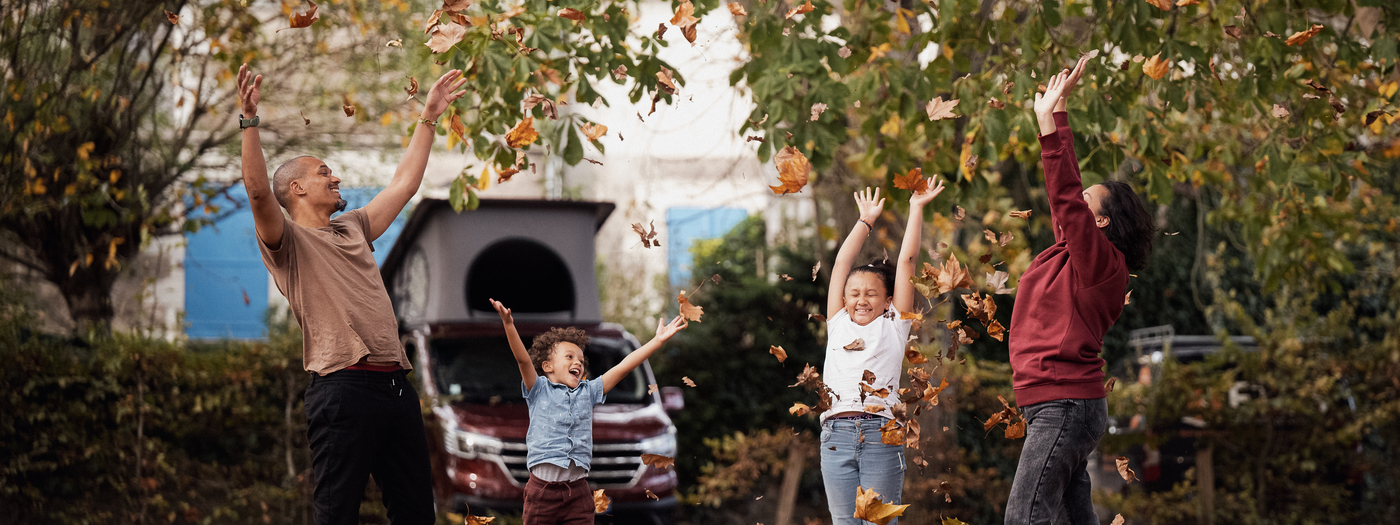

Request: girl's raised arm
left=894, top=177, right=946, bottom=313
left=827, top=188, right=885, bottom=319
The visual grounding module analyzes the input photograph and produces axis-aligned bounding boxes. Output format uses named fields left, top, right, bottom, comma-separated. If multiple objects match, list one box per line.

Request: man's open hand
left=422, top=69, right=468, bottom=122
left=238, top=63, right=262, bottom=118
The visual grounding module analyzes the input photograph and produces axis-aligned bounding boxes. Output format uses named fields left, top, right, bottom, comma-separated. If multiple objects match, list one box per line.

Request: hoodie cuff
left=1053, top=111, right=1070, bottom=128
left=1038, top=129, right=1064, bottom=154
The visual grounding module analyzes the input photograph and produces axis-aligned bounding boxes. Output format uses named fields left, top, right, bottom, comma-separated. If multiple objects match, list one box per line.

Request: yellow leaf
left=879, top=113, right=901, bottom=137
left=769, top=146, right=811, bottom=194
left=505, top=117, right=539, bottom=148
left=853, top=486, right=909, bottom=525
left=895, top=8, right=911, bottom=35
left=1143, top=53, right=1170, bottom=80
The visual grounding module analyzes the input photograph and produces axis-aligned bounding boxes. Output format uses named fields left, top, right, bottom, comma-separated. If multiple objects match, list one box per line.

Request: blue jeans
left=1004, top=398, right=1109, bottom=525
left=820, top=417, right=906, bottom=525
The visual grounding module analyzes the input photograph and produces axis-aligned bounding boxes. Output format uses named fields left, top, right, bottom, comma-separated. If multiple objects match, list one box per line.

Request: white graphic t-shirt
left=819, top=306, right=914, bottom=423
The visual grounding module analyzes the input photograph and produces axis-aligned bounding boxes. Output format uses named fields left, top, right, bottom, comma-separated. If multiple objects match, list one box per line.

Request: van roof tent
left=380, top=198, right=616, bottom=325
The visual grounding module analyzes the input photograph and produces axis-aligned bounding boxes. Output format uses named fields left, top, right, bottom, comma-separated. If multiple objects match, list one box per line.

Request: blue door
left=665, top=207, right=747, bottom=288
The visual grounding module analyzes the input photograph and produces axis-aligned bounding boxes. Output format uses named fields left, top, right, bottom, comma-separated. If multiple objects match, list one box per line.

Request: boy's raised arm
left=827, top=188, right=886, bottom=319
left=491, top=299, right=536, bottom=391
left=600, top=315, right=687, bottom=393
left=894, top=177, right=945, bottom=313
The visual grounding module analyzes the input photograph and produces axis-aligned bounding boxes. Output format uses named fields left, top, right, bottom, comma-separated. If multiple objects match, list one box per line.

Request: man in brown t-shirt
left=237, top=63, right=466, bottom=525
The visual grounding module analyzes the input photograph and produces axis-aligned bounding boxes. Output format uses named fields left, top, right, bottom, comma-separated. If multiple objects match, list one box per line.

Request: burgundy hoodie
left=1007, top=112, right=1128, bottom=406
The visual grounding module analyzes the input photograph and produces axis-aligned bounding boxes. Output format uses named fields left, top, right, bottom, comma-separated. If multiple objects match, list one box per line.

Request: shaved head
left=272, top=156, right=316, bottom=208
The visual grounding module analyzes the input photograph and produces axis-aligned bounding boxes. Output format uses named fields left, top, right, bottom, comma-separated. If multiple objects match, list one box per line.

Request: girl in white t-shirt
left=820, top=182, right=943, bottom=525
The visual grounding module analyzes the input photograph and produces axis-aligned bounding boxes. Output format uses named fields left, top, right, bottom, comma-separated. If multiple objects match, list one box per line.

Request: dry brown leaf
left=879, top=418, right=905, bottom=445
left=289, top=1, right=319, bottom=29
left=808, top=313, right=827, bottom=323
left=1175, top=0, right=1199, bottom=5
left=466, top=516, right=495, bottom=525
left=810, top=103, right=828, bottom=121
left=678, top=290, right=704, bottom=322
left=404, top=77, right=419, bottom=100
left=1271, top=104, right=1290, bottom=119
left=164, top=9, right=179, bottom=24
left=682, top=376, right=696, bottom=387
left=1224, top=25, right=1241, bottom=39
left=671, top=0, right=700, bottom=27
left=581, top=122, right=608, bottom=141
left=987, top=320, right=1006, bottom=342
left=505, top=117, right=540, bottom=148
left=640, top=454, right=675, bottom=469
left=1104, top=377, right=1118, bottom=393
left=1145, top=0, right=1172, bottom=10
left=727, top=3, right=748, bottom=16
left=341, top=94, right=355, bottom=117
left=425, top=9, right=444, bottom=33
left=655, top=22, right=667, bottom=41
left=790, top=402, right=812, bottom=416
left=631, top=221, right=659, bottom=248
left=656, top=66, right=678, bottom=95
left=1124, top=290, right=1133, bottom=305
left=905, top=345, right=928, bottom=364
left=769, top=146, right=811, bottom=194
left=1116, top=457, right=1137, bottom=483
left=442, top=0, right=473, bottom=13
left=893, top=167, right=928, bottom=193
left=925, top=96, right=960, bottom=121
left=853, top=486, right=910, bottom=525
left=936, top=254, right=975, bottom=295
left=952, top=206, right=966, bottom=221
left=785, top=0, right=815, bottom=19
left=1143, top=52, right=1170, bottom=80
left=770, top=345, right=788, bottom=363
left=987, top=270, right=1015, bottom=295
left=557, top=8, right=586, bottom=21
left=646, top=490, right=659, bottom=501
left=844, top=338, right=866, bottom=351
left=611, top=65, right=627, bottom=81
left=1008, top=209, right=1031, bottom=219
left=300, top=111, right=310, bottom=126
left=1285, top=24, right=1324, bottom=46
left=593, top=489, right=610, bottom=513
left=812, top=262, right=821, bottom=281
left=449, top=113, right=466, bottom=143
left=680, top=23, right=697, bottom=44
left=426, top=23, right=467, bottom=53
left=988, top=97, right=1006, bottom=110
left=648, top=384, right=659, bottom=394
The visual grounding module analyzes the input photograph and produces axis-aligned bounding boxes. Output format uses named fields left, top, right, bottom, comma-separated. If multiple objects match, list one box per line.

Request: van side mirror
left=661, top=386, right=684, bottom=414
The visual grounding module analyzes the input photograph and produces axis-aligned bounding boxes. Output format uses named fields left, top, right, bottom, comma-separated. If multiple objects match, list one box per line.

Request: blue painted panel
left=184, top=184, right=408, bottom=339
left=665, top=207, right=747, bottom=288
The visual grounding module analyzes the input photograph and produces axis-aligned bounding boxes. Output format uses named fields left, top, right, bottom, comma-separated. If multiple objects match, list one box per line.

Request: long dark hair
left=847, top=257, right=896, bottom=298
left=1097, top=181, right=1155, bottom=272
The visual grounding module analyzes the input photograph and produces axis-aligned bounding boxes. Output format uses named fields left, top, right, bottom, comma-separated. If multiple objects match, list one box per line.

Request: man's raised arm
left=238, top=64, right=286, bottom=250
left=362, top=70, right=468, bottom=242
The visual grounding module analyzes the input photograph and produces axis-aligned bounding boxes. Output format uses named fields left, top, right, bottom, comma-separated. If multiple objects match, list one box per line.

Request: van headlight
left=449, top=429, right=504, bottom=460
left=639, top=431, right=677, bottom=458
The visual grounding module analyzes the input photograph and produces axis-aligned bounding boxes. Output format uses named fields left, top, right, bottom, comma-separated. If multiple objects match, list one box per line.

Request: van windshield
left=429, top=335, right=651, bottom=405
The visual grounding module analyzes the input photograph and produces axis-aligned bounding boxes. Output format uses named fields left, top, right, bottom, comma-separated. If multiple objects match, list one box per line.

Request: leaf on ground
left=727, top=3, right=747, bottom=16
left=785, top=0, right=815, bottom=19
left=593, top=489, right=610, bottom=513
left=1285, top=24, right=1324, bottom=46
left=640, top=454, right=675, bottom=469
left=289, top=1, right=319, bottom=29
left=678, top=290, right=703, bottom=322
left=853, top=486, right=909, bottom=525
left=844, top=338, right=866, bottom=351
left=770, top=345, right=788, bottom=363
left=1143, top=52, right=1170, bottom=79
left=769, top=146, right=811, bottom=194
left=926, top=96, right=960, bottom=121
left=426, top=23, right=467, bottom=53
left=505, top=117, right=540, bottom=148
left=1116, top=456, right=1137, bottom=483
left=893, top=167, right=928, bottom=193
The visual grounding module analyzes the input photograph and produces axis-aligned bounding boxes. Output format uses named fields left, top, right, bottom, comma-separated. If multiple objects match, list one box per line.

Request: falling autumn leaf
left=1111, top=515, right=1125, bottom=525
left=769, top=146, right=811, bottom=194
left=1175, top=0, right=1199, bottom=5
left=631, top=221, right=659, bottom=248
left=905, top=345, right=928, bottom=364
left=935, top=254, right=975, bottom=295
left=300, top=111, right=310, bottom=126
left=770, top=345, right=788, bottom=363
left=386, top=38, right=403, bottom=47
left=682, top=376, right=697, bottom=387
left=581, top=122, right=608, bottom=141
left=648, top=384, right=659, bottom=394
left=593, top=489, right=610, bottom=513
left=1271, top=104, right=1290, bottom=119
left=646, top=490, right=659, bottom=501
left=952, top=206, right=966, bottom=221
left=987, top=271, right=1015, bottom=294
left=1104, top=377, right=1118, bottom=393
left=1116, top=457, right=1137, bottom=483
left=1223, top=25, right=1242, bottom=39
left=611, top=65, right=627, bottom=81
left=164, top=10, right=179, bottom=24
left=426, top=23, right=467, bottom=53
left=1142, top=52, right=1170, bottom=80
left=557, top=8, right=586, bottom=21
left=893, top=168, right=928, bottom=193
left=404, top=77, right=419, bottom=100
left=1124, top=290, right=1133, bottom=306
left=466, top=516, right=495, bottom=525
left=853, top=486, right=909, bottom=525
left=988, top=97, right=1006, bottom=110
left=1008, top=209, right=1031, bottom=219
left=641, top=454, right=675, bottom=469
left=810, top=103, right=828, bottom=121
left=678, top=290, right=704, bottom=322
left=1285, top=24, right=1324, bottom=46
left=987, top=320, right=1006, bottom=342
left=808, top=313, right=826, bottom=322
left=288, top=1, right=319, bottom=29
left=790, top=403, right=811, bottom=416
left=505, top=117, right=540, bottom=148
left=925, top=96, right=960, bottom=121
left=727, top=3, right=747, bottom=16
left=1144, top=0, right=1172, bottom=10
left=671, top=0, right=700, bottom=27
left=838, top=46, right=852, bottom=58
left=341, top=94, right=355, bottom=117
left=656, top=67, right=678, bottom=95
left=844, top=338, right=866, bottom=351
left=785, top=0, right=815, bottom=19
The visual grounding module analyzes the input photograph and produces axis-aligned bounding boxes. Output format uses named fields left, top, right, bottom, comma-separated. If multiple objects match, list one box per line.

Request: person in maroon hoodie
left=1004, top=57, right=1156, bottom=525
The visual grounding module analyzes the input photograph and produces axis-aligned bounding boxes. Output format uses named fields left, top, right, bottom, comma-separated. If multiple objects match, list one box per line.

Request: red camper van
left=380, top=199, right=682, bottom=524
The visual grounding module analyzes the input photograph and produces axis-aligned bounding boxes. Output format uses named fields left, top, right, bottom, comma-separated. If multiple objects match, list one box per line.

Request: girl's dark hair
left=847, top=257, right=896, bottom=297
left=528, top=327, right=590, bottom=377
left=1097, top=181, right=1155, bottom=272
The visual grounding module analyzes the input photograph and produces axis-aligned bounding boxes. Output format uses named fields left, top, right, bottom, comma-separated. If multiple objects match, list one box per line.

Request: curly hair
left=528, top=327, right=590, bottom=377
left=1097, top=181, right=1156, bottom=272
left=847, top=257, right=896, bottom=297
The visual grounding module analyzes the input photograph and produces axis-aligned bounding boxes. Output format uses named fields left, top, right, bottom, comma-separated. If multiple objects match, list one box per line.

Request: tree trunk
left=57, top=264, right=119, bottom=332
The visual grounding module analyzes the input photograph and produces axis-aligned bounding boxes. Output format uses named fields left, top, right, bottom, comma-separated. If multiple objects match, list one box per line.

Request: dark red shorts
left=522, top=474, right=594, bottom=525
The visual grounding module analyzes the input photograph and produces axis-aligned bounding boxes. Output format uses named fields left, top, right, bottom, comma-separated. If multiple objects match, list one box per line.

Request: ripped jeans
left=820, top=416, right=906, bottom=525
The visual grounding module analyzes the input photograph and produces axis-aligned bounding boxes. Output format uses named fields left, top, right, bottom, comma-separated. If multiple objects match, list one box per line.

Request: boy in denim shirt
left=490, top=299, right=687, bottom=524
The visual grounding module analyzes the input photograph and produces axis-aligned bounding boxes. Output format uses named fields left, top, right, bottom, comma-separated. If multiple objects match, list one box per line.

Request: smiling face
left=287, top=157, right=346, bottom=216
left=1083, top=184, right=1111, bottom=229
left=843, top=271, right=891, bottom=326
left=540, top=341, right=586, bottom=388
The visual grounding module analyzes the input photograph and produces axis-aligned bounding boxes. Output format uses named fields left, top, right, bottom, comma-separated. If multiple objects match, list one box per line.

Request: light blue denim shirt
left=522, top=376, right=606, bottom=470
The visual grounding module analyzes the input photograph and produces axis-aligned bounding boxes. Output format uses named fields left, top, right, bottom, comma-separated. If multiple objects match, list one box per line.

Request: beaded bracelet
left=418, top=117, right=438, bottom=127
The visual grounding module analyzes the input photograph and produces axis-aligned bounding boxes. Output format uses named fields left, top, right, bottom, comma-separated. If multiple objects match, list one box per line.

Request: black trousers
left=306, top=369, right=435, bottom=525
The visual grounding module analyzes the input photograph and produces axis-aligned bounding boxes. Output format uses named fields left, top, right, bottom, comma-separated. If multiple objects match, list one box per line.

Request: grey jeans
left=1004, top=398, right=1109, bottom=525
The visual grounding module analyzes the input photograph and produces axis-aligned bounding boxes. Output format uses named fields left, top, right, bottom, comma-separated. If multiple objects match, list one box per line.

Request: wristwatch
left=239, top=114, right=260, bottom=129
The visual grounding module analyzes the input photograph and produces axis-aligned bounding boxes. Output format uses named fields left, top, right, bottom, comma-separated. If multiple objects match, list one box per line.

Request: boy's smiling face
left=540, top=341, right=586, bottom=388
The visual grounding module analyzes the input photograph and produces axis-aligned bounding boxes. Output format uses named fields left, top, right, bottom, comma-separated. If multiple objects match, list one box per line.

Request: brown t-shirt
left=258, top=208, right=410, bottom=375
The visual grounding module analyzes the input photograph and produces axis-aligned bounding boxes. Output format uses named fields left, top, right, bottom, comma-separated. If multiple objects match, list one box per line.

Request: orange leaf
left=769, top=345, right=788, bottom=363
left=1008, top=209, right=1031, bottom=219
left=785, top=0, right=815, bottom=19
left=558, top=8, right=586, bottom=21
left=580, top=122, right=608, bottom=141
left=593, top=489, right=610, bottom=513
left=656, top=66, right=678, bottom=95
left=790, top=403, right=811, bottom=416
left=640, top=454, right=675, bottom=469
left=682, top=376, right=696, bottom=387
left=1116, top=456, right=1137, bottom=483
left=164, top=9, right=178, bottom=24
left=678, top=290, right=704, bottom=322
left=1144, top=0, right=1172, bottom=10
left=449, top=113, right=466, bottom=142
left=288, top=1, right=319, bottom=29
left=893, top=167, right=928, bottom=193
left=505, top=117, right=540, bottom=148
left=853, top=486, right=910, bottom=525
left=769, top=146, right=811, bottom=194
left=404, top=77, right=419, bottom=100
left=904, top=345, right=928, bottom=364
left=671, top=0, right=700, bottom=26
left=1142, top=52, right=1170, bottom=80
left=1285, top=24, right=1324, bottom=46
left=727, top=3, right=747, bottom=16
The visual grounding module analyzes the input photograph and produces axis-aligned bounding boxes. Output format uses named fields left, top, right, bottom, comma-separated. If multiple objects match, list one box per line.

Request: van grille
left=498, top=440, right=645, bottom=489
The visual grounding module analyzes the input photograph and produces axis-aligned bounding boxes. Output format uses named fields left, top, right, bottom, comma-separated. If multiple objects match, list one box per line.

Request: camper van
left=380, top=199, right=682, bottom=524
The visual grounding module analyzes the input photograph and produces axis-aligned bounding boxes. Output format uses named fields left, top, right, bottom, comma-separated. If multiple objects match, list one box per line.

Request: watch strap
left=239, top=114, right=260, bottom=129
